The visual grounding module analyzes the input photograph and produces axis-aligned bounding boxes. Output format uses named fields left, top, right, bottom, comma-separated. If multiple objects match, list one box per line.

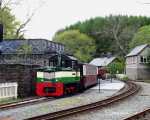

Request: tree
left=89, top=15, right=147, bottom=56
left=107, top=62, right=124, bottom=74
left=0, top=6, right=21, bottom=39
left=130, top=25, right=150, bottom=49
left=14, top=0, right=46, bottom=38
left=53, top=30, right=96, bottom=62
left=62, top=15, right=150, bottom=57
left=0, top=0, right=46, bottom=39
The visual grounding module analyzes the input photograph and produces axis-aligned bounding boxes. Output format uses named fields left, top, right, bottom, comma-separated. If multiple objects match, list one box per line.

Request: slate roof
left=0, top=39, right=64, bottom=54
left=0, top=40, right=24, bottom=54
left=126, top=44, right=149, bottom=57
left=90, top=57, right=116, bottom=67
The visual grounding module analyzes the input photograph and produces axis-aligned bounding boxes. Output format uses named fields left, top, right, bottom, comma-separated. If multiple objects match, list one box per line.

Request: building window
left=140, top=56, right=144, bottom=63
left=148, top=56, right=150, bottom=63
left=54, top=44, right=56, bottom=50
left=56, top=44, right=58, bottom=51
left=49, top=61, right=53, bottom=67
left=133, top=56, right=137, bottom=64
left=44, top=60, right=47, bottom=66
left=58, top=45, right=60, bottom=51
left=132, top=57, right=134, bottom=64
left=127, top=57, right=134, bottom=64
left=51, top=43, right=54, bottom=50
left=62, top=46, right=64, bottom=52
left=140, top=56, right=149, bottom=63
left=144, top=57, right=147, bottom=63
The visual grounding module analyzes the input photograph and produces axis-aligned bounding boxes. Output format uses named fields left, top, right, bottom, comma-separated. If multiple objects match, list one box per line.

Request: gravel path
left=60, top=82, right=150, bottom=120
left=0, top=80, right=124, bottom=120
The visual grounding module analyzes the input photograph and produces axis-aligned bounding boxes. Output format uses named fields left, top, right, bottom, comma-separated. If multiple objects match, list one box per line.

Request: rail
left=123, top=108, right=150, bottom=120
left=0, top=97, right=54, bottom=110
left=26, top=81, right=140, bottom=120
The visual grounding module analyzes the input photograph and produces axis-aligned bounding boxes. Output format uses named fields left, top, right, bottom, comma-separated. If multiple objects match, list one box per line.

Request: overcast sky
left=12, top=0, right=150, bottom=40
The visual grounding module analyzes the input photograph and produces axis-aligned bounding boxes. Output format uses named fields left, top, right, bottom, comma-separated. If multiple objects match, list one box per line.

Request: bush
left=116, top=74, right=129, bottom=81
left=121, top=76, right=129, bottom=81
left=107, top=61, right=125, bottom=74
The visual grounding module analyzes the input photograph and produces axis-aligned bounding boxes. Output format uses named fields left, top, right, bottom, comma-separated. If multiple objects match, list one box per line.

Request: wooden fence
left=0, top=82, right=18, bottom=99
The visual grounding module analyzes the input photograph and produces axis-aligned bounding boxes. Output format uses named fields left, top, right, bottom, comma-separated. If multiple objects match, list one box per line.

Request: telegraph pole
left=98, top=78, right=100, bottom=93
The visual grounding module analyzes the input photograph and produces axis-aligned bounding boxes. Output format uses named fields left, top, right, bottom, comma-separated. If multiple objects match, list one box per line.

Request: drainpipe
left=0, top=24, right=3, bottom=42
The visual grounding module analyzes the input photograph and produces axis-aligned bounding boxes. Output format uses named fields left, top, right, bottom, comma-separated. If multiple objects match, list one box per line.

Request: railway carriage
left=81, top=64, right=97, bottom=88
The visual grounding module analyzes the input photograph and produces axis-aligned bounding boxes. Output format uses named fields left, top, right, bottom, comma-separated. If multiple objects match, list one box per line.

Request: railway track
left=124, top=108, right=150, bottom=120
left=0, top=97, right=54, bottom=110
left=26, top=81, right=140, bottom=120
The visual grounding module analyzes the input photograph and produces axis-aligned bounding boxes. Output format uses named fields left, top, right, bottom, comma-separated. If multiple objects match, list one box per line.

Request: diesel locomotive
left=35, top=54, right=98, bottom=97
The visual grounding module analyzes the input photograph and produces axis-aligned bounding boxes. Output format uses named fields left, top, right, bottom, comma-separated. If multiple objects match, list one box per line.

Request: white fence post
left=0, top=82, right=18, bottom=99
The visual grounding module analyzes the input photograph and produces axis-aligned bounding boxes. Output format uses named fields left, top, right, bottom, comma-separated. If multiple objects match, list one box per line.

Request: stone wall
left=0, top=64, right=39, bottom=98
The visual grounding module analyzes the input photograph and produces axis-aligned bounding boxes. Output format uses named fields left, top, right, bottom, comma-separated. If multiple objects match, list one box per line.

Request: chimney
left=0, top=24, right=3, bottom=42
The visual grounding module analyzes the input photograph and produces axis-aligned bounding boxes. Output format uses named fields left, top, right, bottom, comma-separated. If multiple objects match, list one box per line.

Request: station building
left=0, top=39, right=65, bottom=66
left=0, top=39, right=67, bottom=97
left=126, top=44, right=150, bottom=80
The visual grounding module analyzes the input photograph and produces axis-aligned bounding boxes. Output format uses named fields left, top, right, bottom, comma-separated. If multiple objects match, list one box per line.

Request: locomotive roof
left=37, top=66, right=73, bottom=72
